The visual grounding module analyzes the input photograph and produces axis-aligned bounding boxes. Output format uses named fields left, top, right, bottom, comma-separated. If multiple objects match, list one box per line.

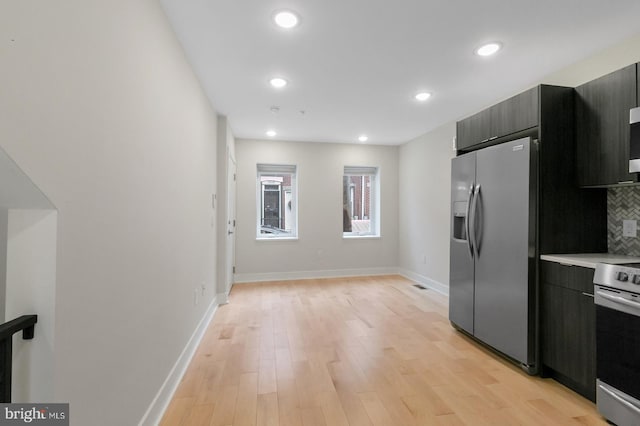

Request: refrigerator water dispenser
left=452, top=201, right=468, bottom=240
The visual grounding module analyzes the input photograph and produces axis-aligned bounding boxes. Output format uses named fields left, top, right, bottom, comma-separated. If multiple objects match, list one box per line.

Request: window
left=343, top=166, right=379, bottom=237
left=257, top=164, right=297, bottom=239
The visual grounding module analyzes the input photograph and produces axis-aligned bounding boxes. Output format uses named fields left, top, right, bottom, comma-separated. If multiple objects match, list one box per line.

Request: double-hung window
left=256, top=164, right=297, bottom=239
left=343, top=166, right=379, bottom=237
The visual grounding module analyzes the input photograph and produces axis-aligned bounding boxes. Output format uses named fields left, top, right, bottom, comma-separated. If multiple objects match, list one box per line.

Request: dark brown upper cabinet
left=456, top=109, right=491, bottom=150
left=575, top=64, right=639, bottom=187
left=489, top=87, right=539, bottom=139
left=456, top=87, right=539, bottom=151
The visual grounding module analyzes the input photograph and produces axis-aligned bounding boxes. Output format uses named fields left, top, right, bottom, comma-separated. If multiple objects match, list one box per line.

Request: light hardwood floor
left=161, top=275, right=606, bottom=425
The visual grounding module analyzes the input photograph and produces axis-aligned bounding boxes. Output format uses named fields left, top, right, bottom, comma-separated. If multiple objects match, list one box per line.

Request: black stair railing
left=0, top=315, right=37, bottom=402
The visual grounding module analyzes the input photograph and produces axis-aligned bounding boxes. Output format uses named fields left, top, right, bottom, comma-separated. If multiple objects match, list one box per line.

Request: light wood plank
left=180, top=404, right=214, bottom=426
left=160, top=276, right=607, bottom=426
left=232, top=372, right=258, bottom=425
left=210, top=385, right=238, bottom=426
left=257, top=392, right=279, bottom=426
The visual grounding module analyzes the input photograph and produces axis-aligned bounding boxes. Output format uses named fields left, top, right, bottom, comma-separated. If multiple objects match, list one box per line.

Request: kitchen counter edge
left=540, top=253, right=640, bottom=269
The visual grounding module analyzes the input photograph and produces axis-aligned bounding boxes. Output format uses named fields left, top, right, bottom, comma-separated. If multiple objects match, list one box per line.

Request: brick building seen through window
left=343, top=166, right=378, bottom=236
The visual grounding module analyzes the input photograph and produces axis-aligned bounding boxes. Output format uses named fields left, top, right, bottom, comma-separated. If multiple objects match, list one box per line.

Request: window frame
left=256, top=164, right=298, bottom=240
left=342, top=166, right=380, bottom=238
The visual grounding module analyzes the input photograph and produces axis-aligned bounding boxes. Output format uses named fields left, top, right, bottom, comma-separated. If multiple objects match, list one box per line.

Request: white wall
left=398, top=124, right=455, bottom=293
left=235, top=139, right=399, bottom=281
left=0, top=210, right=7, bottom=322
left=0, top=1, right=218, bottom=424
left=0, top=144, right=57, bottom=403
left=6, top=210, right=57, bottom=403
left=541, top=32, right=640, bottom=87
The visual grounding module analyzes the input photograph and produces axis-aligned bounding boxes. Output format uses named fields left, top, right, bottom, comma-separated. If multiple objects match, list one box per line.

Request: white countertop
left=540, top=253, right=640, bottom=269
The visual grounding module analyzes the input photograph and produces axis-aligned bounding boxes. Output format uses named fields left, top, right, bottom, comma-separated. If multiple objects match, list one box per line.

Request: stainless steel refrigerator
left=449, top=137, right=538, bottom=373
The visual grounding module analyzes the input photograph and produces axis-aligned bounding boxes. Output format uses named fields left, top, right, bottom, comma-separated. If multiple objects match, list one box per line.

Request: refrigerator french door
left=449, top=137, right=538, bottom=372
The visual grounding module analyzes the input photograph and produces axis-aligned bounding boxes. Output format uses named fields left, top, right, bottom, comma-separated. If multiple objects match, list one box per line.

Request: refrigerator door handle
left=466, top=184, right=475, bottom=258
left=472, top=184, right=481, bottom=257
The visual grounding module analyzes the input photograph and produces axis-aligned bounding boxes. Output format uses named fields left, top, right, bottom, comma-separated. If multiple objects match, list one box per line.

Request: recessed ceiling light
left=415, top=92, right=432, bottom=102
left=273, top=10, right=300, bottom=29
left=358, top=135, right=369, bottom=143
left=269, top=77, right=288, bottom=88
left=475, top=42, right=502, bottom=57
left=266, top=130, right=277, bottom=137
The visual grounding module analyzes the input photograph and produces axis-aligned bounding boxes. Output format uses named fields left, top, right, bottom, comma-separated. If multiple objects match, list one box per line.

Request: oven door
left=595, top=285, right=640, bottom=424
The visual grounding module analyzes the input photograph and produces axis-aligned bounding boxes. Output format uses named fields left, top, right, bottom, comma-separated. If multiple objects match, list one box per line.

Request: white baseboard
left=138, top=296, right=219, bottom=426
left=234, top=267, right=398, bottom=283
left=398, top=268, right=449, bottom=296
left=217, top=291, right=229, bottom=305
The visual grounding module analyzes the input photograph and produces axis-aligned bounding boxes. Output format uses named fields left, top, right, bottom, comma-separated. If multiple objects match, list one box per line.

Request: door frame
left=224, top=152, right=236, bottom=299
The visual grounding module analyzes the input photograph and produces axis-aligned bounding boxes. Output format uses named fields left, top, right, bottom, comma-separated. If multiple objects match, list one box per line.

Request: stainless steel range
left=594, top=263, right=640, bottom=426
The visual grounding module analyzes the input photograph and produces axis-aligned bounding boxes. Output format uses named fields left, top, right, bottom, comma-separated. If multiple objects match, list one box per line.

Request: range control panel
left=594, top=263, right=640, bottom=294
left=613, top=271, right=640, bottom=284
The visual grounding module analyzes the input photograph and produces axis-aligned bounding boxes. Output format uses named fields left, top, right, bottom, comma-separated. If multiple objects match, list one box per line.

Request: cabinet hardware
left=489, top=136, right=498, bottom=141
left=582, top=292, right=594, bottom=298
left=481, top=138, right=489, bottom=143
left=618, top=181, right=634, bottom=185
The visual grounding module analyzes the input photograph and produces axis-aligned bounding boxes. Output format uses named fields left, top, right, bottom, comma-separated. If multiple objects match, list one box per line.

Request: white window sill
left=343, top=234, right=381, bottom=240
left=256, top=236, right=299, bottom=242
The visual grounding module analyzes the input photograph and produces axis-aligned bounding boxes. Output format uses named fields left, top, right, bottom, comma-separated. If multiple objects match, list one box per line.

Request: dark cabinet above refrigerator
left=456, top=87, right=539, bottom=151
left=456, top=109, right=491, bottom=151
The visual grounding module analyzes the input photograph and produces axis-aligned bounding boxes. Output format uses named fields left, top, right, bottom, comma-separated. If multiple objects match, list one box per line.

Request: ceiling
left=160, top=0, right=640, bottom=145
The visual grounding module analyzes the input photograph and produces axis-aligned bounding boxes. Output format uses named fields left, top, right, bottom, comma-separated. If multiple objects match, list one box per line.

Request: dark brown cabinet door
left=490, top=87, right=539, bottom=139
left=456, top=88, right=539, bottom=151
left=576, top=64, right=638, bottom=186
left=541, top=262, right=596, bottom=401
left=456, top=109, right=490, bottom=151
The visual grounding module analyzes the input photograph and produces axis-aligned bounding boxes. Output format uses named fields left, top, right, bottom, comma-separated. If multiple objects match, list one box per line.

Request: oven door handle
left=597, top=291, right=640, bottom=311
left=599, top=383, right=640, bottom=415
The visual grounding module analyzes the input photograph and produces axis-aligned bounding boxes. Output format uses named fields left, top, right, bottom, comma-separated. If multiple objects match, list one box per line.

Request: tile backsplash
left=608, top=186, right=640, bottom=256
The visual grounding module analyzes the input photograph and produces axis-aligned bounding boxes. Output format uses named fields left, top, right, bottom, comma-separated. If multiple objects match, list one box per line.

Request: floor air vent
left=413, top=284, right=428, bottom=290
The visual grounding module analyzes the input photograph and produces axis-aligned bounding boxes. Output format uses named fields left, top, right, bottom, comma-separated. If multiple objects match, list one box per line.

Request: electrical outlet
left=201, top=282, right=206, bottom=296
left=623, top=220, right=638, bottom=238
left=194, top=288, right=199, bottom=306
